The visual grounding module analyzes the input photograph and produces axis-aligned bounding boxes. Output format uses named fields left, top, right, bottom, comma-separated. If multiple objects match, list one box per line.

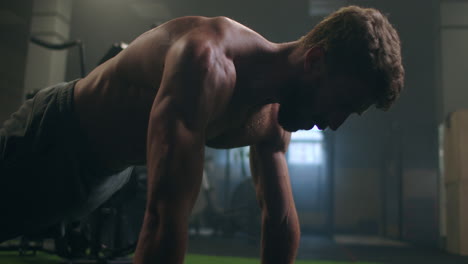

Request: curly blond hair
left=300, top=6, right=405, bottom=110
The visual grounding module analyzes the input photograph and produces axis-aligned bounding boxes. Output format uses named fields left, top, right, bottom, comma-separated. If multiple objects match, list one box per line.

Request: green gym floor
left=187, top=234, right=468, bottom=264
left=0, top=252, right=372, bottom=264
left=2, top=234, right=468, bottom=264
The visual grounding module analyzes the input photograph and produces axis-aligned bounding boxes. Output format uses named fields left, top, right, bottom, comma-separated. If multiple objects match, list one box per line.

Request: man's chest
left=205, top=103, right=281, bottom=149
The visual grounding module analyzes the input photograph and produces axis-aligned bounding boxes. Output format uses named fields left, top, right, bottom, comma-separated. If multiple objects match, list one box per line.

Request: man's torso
left=73, top=16, right=287, bottom=170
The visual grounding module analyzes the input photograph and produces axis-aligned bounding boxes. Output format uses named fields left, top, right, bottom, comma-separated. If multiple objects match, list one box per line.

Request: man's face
left=278, top=74, right=374, bottom=132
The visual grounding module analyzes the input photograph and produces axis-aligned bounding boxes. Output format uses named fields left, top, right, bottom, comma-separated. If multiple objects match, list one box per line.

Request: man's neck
left=235, top=40, right=304, bottom=107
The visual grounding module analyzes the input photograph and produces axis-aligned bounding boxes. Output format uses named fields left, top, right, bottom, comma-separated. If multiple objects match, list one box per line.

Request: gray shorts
left=0, top=80, right=133, bottom=241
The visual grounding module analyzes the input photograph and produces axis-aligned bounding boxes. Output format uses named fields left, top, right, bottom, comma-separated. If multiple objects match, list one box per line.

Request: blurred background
left=1, top=0, right=468, bottom=263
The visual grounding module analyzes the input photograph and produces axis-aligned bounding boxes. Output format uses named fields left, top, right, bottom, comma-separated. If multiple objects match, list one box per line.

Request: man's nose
left=329, top=111, right=351, bottom=131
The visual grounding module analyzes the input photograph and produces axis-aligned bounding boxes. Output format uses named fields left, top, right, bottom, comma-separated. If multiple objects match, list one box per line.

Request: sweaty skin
left=74, top=16, right=323, bottom=264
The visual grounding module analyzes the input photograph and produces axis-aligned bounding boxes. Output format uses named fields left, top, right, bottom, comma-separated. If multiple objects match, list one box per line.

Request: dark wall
left=66, top=0, right=158, bottom=80
left=66, top=0, right=311, bottom=80
left=0, top=2, right=33, bottom=126
left=333, top=0, right=440, bottom=244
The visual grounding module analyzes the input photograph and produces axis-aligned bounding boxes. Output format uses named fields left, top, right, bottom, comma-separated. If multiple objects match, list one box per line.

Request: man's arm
left=250, top=130, right=301, bottom=264
left=133, top=38, right=218, bottom=264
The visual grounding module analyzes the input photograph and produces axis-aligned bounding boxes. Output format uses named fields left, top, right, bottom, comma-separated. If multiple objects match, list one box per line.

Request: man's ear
left=304, top=46, right=326, bottom=79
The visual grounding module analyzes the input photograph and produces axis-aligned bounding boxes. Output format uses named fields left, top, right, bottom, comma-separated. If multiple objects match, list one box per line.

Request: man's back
left=73, top=16, right=280, bottom=170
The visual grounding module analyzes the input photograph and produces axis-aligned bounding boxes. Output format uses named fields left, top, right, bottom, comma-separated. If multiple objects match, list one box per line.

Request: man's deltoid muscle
left=0, top=5, right=404, bottom=264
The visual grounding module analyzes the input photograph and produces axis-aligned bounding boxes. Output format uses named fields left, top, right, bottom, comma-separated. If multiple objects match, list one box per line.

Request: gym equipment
left=30, top=36, right=86, bottom=78
left=189, top=148, right=261, bottom=240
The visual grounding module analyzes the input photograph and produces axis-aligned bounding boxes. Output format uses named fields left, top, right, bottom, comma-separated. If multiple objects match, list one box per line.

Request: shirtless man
left=0, top=5, right=404, bottom=264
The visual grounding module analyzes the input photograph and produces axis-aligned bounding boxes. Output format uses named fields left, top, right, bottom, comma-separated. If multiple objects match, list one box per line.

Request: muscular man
left=0, top=6, right=404, bottom=264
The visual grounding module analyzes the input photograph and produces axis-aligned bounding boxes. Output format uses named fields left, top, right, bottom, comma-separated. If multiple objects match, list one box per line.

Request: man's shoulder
left=171, top=16, right=233, bottom=42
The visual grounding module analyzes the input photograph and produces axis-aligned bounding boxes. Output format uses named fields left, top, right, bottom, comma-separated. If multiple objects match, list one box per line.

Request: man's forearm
left=134, top=162, right=203, bottom=264
left=135, top=114, right=205, bottom=264
left=249, top=140, right=299, bottom=264
left=260, top=209, right=301, bottom=264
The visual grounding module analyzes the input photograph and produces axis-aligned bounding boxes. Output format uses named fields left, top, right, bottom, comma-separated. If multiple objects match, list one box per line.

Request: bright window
left=288, top=128, right=324, bottom=165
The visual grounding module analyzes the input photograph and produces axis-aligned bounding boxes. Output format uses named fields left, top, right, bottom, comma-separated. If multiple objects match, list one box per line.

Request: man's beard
left=277, top=88, right=325, bottom=132
left=278, top=89, right=308, bottom=132
left=278, top=101, right=304, bottom=132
